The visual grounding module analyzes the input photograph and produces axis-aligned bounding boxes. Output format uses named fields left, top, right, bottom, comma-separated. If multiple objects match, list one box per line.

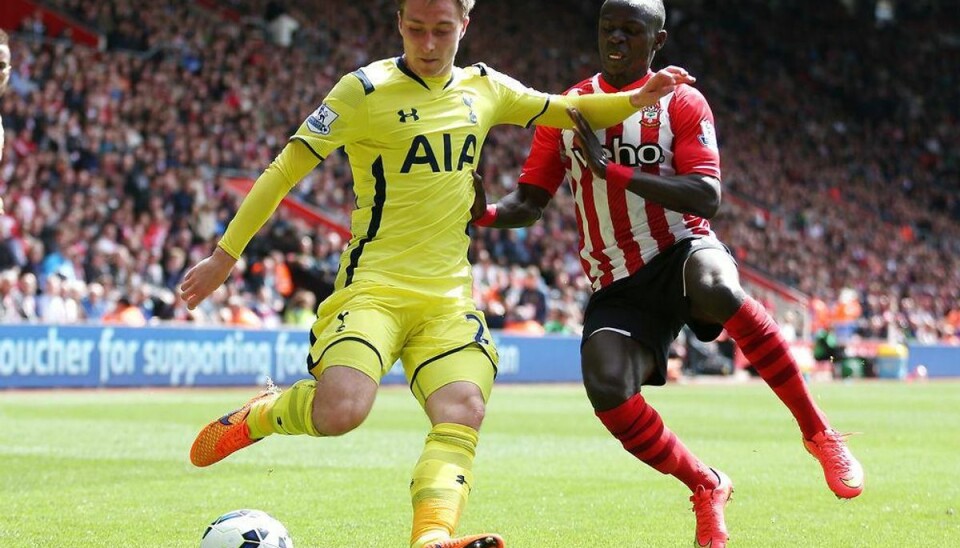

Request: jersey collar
left=596, top=70, right=653, bottom=94
left=396, top=56, right=456, bottom=91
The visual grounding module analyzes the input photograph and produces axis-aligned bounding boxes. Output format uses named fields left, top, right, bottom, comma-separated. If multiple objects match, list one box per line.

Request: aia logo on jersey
left=640, top=104, right=661, bottom=128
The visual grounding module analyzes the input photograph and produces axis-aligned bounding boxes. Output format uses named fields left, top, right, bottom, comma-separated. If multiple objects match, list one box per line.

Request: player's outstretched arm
left=536, top=66, right=696, bottom=130
left=568, top=107, right=721, bottom=218
left=471, top=170, right=552, bottom=229
left=179, top=141, right=320, bottom=309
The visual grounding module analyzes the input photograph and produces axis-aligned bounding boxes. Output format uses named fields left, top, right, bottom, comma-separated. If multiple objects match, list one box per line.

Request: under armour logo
left=336, top=311, right=349, bottom=333
left=398, top=108, right=420, bottom=122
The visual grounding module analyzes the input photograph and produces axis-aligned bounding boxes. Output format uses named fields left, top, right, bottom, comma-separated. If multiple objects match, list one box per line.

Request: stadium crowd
left=0, top=0, right=957, bottom=344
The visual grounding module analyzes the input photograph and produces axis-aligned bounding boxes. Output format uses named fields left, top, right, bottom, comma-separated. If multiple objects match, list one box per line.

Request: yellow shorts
left=307, top=282, right=499, bottom=406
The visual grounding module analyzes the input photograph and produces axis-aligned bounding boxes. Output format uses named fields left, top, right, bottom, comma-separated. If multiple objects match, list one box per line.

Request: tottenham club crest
left=640, top=104, right=661, bottom=128
left=306, top=103, right=339, bottom=135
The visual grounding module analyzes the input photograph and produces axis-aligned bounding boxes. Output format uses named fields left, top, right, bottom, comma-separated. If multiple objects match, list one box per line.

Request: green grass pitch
left=1, top=381, right=958, bottom=547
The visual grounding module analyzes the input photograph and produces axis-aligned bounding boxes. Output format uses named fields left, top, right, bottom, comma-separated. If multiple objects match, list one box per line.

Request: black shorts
left=581, top=237, right=733, bottom=386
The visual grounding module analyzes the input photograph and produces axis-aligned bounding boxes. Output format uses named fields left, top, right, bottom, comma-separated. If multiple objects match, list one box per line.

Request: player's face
left=598, top=1, right=666, bottom=85
left=398, top=0, right=469, bottom=79
left=0, top=45, right=11, bottom=96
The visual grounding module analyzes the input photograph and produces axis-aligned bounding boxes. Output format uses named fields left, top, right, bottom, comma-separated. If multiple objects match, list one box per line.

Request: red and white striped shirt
left=520, top=71, right=721, bottom=291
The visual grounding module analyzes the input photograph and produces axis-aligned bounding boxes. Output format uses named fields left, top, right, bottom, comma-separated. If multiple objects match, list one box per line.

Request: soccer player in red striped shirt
left=474, top=1, right=863, bottom=545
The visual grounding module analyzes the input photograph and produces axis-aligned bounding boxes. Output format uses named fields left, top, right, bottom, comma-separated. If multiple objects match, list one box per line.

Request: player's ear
left=459, top=16, right=470, bottom=39
left=653, top=29, right=667, bottom=51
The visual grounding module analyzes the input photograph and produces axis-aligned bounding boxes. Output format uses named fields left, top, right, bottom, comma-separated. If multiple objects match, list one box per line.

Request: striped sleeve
left=668, top=86, right=721, bottom=179
left=518, top=125, right=565, bottom=195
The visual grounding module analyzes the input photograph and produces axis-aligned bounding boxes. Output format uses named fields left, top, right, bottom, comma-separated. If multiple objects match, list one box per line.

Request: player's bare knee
left=582, top=332, right=652, bottom=411
left=426, top=385, right=486, bottom=430
left=582, top=355, right=634, bottom=410
left=444, top=399, right=485, bottom=430
left=312, top=398, right=369, bottom=436
left=583, top=366, right=634, bottom=411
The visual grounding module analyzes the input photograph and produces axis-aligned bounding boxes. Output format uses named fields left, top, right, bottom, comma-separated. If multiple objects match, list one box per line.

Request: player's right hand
left=179, top=246, right=237, bottom=310
left=470, top=170, right=488, bottom=222
left=567, top=107, right=608, bottom=179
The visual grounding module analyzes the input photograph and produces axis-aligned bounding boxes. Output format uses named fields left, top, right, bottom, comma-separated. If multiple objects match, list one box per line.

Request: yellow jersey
left=291, top=57, right=552, bottom=300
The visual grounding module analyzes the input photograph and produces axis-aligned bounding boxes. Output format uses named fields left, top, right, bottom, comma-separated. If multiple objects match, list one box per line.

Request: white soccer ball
left=200, top=509, right=294, bottom=548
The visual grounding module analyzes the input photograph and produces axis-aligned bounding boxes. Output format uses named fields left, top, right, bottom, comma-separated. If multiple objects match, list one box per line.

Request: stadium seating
left=0, top=0, right=957, bottom=345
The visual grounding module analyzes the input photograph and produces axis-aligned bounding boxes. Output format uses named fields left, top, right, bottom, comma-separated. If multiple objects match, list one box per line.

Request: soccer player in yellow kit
left=181, top=1, right=694, bottom=546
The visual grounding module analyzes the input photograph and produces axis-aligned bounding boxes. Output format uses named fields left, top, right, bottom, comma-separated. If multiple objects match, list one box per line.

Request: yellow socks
left=246, top=379, right=321, bottom=438
left=410, top=423, right=479, bottom=548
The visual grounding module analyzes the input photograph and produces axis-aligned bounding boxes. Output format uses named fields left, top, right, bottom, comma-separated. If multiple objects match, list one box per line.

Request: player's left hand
left=567, top=107, right=608, bottom=179
left=629, top=65, right=695, bottom=108
left=470, top=170, right=488, bottom=222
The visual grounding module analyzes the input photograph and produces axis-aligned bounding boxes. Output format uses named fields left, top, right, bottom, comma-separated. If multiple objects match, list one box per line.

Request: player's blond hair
left=396, top=0, right=475, bottom=18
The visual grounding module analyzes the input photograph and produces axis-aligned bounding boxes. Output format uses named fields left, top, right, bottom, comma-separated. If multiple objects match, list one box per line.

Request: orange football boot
left=691, top=468, right=733, bottom=548
left=804, top=428, right=864, bottom=499
left=425, top=534, right=504, bottom=548
left=190, top=379, right=281, bottom=467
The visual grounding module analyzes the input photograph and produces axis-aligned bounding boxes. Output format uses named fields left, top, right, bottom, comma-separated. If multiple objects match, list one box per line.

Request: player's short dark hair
left=0, top=29, right=9, bottom=46
left=396, top=0, right=475, bottom=18
left=606, top=0, right=666, bottom=31
left=645, top=0, right=666, bottom=31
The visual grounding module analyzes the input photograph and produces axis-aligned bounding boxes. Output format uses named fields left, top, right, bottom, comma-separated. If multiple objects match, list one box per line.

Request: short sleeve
left=482, top=64, right=551, bottom=128
left=290, top=73, right=369, bottom=159
left=669, top=86, right=721, bottom=179
left=517, top=125, right=565, bottom=195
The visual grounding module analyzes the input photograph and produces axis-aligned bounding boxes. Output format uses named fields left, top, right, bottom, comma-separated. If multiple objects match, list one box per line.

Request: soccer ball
left=200, top=509, right=294, bottom=548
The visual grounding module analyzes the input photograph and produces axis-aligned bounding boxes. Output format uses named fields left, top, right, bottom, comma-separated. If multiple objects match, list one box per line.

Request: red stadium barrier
left=223, top=178, right=352, bottom=242
left=0, top=0, right=104, bottom=49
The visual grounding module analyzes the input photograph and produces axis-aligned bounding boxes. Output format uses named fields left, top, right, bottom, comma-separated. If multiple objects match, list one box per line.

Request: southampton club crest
left=640, top=104, right=661, bottom=128
left=306, top=103, right=339, bottom=135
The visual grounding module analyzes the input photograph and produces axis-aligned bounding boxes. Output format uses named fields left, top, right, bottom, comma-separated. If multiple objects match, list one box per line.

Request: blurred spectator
left=543, top=306, right=576, bottom=335
left=0, top=270, right=20, bottom=321
left=283, top=289, right=316, bottom=327
left=265, top=2, right=301, bottom=48
left=223, top=294, right=262, bottom=327
left=82, top=281, right=109, bottom=321
left=502, top=304, right=546, bottom=336
left=102, top=295, right=147, bottom=326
